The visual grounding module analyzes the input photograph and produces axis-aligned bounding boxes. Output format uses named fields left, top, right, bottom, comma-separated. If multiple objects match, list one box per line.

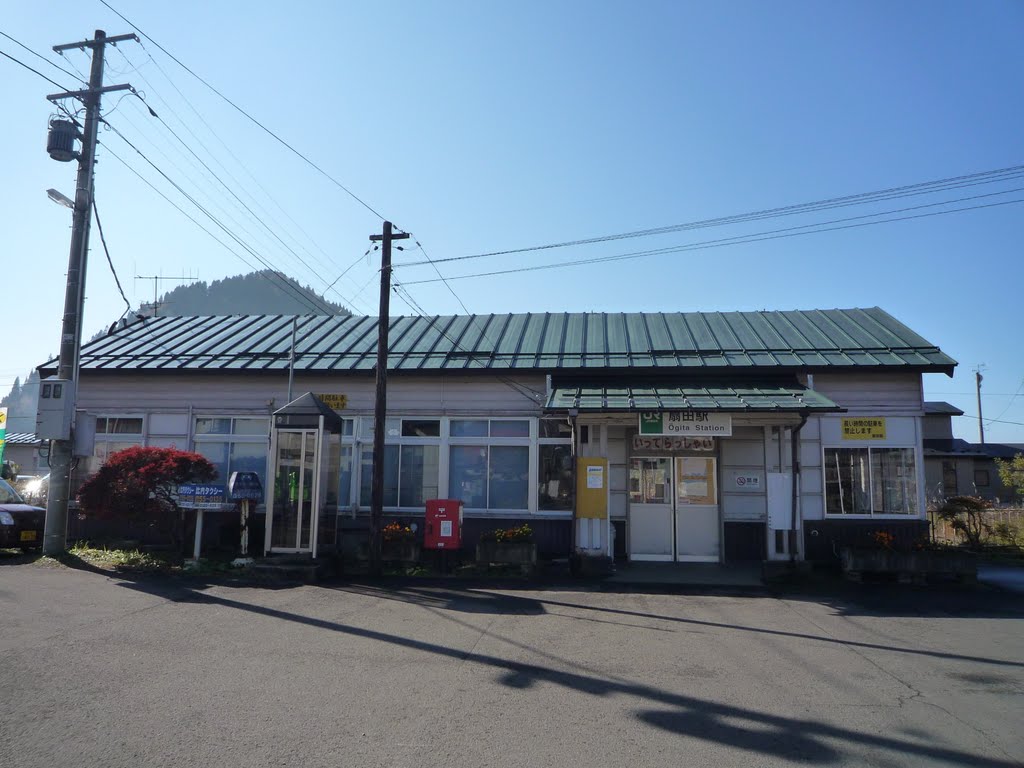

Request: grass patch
left=66, top=544, right=177, bottom=573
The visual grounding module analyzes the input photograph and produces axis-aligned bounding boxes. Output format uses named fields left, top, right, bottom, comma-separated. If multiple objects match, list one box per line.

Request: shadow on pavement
left=101, top=575, right=1019, bottom=768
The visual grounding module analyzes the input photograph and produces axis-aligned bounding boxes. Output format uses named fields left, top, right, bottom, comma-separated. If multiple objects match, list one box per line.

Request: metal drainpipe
left=569, top=410, right=578, bottom=559
left=789, top=413, right=808, bottom=564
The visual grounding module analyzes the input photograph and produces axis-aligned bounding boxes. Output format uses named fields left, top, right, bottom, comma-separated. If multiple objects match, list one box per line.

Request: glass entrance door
left=628, top=457, right=674, bottom=561
left=628, top=456, right=720, bottom=562
left=269, top=429, right=319, bottom=552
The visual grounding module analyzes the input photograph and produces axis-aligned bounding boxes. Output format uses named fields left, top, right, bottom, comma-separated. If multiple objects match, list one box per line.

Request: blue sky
left=3, top=1, right=1023, bottom=442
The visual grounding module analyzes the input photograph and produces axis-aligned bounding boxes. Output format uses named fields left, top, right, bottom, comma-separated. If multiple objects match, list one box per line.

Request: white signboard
left=631, top=436, right=715, bottom=452
left=586, top=465, right=604, bottom=489
left=727, top=470, right=764, bottom=492
left=639, top=411, right=732, bottom=437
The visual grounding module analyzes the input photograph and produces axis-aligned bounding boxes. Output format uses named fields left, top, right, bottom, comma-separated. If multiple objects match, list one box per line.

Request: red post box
left=424, top=499, right=463, bottom=550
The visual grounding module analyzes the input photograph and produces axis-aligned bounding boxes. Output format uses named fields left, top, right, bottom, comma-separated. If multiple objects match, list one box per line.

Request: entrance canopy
left=545, top=378, right=842, bottom=413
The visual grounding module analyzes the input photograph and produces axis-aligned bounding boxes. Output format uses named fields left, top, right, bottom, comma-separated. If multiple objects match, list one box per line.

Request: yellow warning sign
left=841, top=417, right=886, bottom=440
left=316, top=393, right=348, bottom=411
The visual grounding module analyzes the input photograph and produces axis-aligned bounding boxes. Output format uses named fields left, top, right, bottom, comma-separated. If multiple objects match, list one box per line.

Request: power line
left=398, top=195, right=1024, bottom=286
left=959, top=413, right=1024, bottom=428
left=99, top=126, right=344, bottom=317
left=91, top=197, right=132, bottom=317
left=117, top=44, right=369, bottom=302
left=986, top=378, right=1024, bottom=426
left=0, top=47, right=71, bottom=90
left=0, top=30, right=83, bottom=83
left=129, top=91, right=366, bottom=311
left=397, top=164, right=1024, bottom=268
left=99, top=0, right=386, bottom=221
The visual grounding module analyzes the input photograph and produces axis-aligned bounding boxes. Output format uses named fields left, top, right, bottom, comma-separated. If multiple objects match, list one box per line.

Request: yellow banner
left=841, top=417, right=886, bottom=440
left=316, top=393, right=348, bottom=411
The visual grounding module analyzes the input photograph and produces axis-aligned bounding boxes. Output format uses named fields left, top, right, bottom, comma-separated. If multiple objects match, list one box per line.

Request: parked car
left=0, top=477, right=45, bottom=550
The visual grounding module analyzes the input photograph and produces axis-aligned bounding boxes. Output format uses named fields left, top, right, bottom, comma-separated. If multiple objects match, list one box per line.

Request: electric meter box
left=36, top=377, right=76, bottom=440
left=424, top=499, right=463, bottom=550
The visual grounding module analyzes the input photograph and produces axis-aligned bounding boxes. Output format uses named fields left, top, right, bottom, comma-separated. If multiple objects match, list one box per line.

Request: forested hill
left=154, top=271, right=349, bottom=316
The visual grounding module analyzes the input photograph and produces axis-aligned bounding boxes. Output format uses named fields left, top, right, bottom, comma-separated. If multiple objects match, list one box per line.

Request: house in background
left=43, top=306, right=959, bottom=563
left=3, top=433, right=45, bottom=475
left=922, top=401, right=1023, bottom=504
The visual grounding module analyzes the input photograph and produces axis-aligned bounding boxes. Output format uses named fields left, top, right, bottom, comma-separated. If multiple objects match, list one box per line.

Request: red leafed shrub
left=77, top=446, right=216, bottom=551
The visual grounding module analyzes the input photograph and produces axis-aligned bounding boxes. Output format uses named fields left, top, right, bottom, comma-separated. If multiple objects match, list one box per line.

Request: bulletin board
left=575, top=457, right=609, bottom=519
left=675, top=457, right=717, bottom=505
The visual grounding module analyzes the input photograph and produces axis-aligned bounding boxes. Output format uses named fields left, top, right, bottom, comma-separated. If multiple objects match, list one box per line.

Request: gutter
left=789, top=412, right=809, bottom=564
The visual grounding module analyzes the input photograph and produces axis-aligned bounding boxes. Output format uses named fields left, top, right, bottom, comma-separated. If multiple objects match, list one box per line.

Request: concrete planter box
left=382, top=540, right=421, bottom=563
left=840, top=547, right=977, bottom=583
left=476, top=540, right=537, bottom=565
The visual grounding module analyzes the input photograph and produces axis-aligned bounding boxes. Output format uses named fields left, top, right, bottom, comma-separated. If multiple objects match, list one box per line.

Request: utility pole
left=42, top=30, right=138, bottom=557
left=367, top=222, right=408, bottom=576
left=975, top=366, right=986, bottom=445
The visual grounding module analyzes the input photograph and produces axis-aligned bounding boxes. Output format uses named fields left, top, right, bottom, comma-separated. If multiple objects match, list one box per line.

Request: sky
left=2, top=0, right=1023, bottom=443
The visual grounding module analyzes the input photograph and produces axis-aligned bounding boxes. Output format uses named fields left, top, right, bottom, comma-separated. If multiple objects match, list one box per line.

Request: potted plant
left=476, top=524, right=536, bottom=566
left=840, top=529, right=976, bottom=584
left=381, top=521, right=420, bottom=563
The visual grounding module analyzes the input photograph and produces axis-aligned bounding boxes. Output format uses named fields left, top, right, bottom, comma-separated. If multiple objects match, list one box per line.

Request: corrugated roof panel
left=57, top=308, right=957, bottom=375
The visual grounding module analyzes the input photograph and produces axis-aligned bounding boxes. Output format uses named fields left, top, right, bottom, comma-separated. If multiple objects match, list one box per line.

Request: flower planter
left=476, top=540, right=537, bottom=566
left=381, top=540, right=421, bottom=563
left=840, top=547, right=977, bottom=584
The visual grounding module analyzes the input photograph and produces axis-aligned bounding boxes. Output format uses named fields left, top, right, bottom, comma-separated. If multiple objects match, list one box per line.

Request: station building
left=50, top=307, right=956, bottom=563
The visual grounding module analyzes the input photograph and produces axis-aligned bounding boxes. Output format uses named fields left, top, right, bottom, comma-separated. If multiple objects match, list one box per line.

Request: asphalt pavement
left=1, top=559, right=1022, bottom=767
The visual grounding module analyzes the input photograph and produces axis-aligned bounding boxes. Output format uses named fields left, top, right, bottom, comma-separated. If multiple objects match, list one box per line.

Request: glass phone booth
left=264, top=393, right=342, bottom=558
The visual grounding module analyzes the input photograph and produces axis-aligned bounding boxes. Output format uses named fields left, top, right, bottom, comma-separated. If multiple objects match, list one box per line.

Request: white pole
left=192, top=508, right=204, bottom=561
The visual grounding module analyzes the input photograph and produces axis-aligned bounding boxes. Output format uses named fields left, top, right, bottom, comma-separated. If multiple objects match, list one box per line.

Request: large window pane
left=232, top=418, right=269, bottom=435
left=399, top=445, right=439, bottom=507
left=449, top=445, right=487, bottom=508
left=490, top=420, right=530, bottom=438
left=195, top=418, right=231, bottom=435
left=825, top=448, right=871, bottom=514
left=539, top=418, right=572, bottom=439
left=871, top=448, right=917, bottom=515
left=401, top=420, right=440, bottom=437
left=359, top=445, right=399, bottom=507
left=195, top=442, right=229, bottom=485
left=489, top=446, right=529, bottom=509
left=539, top=444, right=573, bottom=511
left=451, top=419, right=488, bottom=437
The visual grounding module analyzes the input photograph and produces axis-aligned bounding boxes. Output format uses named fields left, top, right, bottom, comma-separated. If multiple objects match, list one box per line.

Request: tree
left=77, top=446, right=216, bottom=552
left=935, top=495, right=992, bottom=550
left=996, top=455, right=1024, bottom=500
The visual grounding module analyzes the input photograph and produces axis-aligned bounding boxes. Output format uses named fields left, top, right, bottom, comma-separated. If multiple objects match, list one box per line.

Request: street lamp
left=46, top=188, right=75, bottom=209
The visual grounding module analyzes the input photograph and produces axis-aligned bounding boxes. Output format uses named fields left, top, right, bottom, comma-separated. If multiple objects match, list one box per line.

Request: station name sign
left=639, top=411, right=732, bottom=437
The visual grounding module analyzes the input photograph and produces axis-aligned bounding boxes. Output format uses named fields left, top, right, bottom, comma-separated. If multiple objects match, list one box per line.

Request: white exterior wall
left=802, top=372, right=926, bottom=521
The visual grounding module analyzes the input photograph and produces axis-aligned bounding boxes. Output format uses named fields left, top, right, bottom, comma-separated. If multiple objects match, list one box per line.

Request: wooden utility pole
left=367, top=222, right=408, bottom=575
left=975, top=367, right=986, bottom=444
left=42, top=30, right=138, bottom=557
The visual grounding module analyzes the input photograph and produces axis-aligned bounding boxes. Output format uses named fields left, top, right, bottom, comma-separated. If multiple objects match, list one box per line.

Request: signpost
left=228, top=471, right=263, bottom=558
left=177, top=484, right=226, bottom=564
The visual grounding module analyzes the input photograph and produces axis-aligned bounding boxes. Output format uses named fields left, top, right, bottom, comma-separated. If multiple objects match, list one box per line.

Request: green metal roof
left=57, top=307, right=956, bottom=374
left=547, top=380, right=842, bottom=412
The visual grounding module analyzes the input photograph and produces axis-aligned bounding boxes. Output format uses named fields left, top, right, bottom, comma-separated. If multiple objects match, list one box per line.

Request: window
left=448, top=419, right=533, bottom=511
left=942, top=461, right=958, bottom=496
left=974, top=469, right=990, bottom=487
left=824, top=447, right=918, bottom=516
left=90, top=415, right=145, bottom=473
left=193, top=416, right=270, bottom=501
left=358, top=418, right=441, bottom=509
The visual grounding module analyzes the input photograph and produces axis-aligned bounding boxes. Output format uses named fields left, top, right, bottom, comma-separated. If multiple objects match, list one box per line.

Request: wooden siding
left=75, top=372, right=548, bottom=417
left=812, top=372, right=923, bottom=413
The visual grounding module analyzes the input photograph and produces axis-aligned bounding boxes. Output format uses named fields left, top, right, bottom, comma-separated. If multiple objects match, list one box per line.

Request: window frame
left=821, top=444, right=921, bottom=518
left=191, top=415, right=272, bottom=504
